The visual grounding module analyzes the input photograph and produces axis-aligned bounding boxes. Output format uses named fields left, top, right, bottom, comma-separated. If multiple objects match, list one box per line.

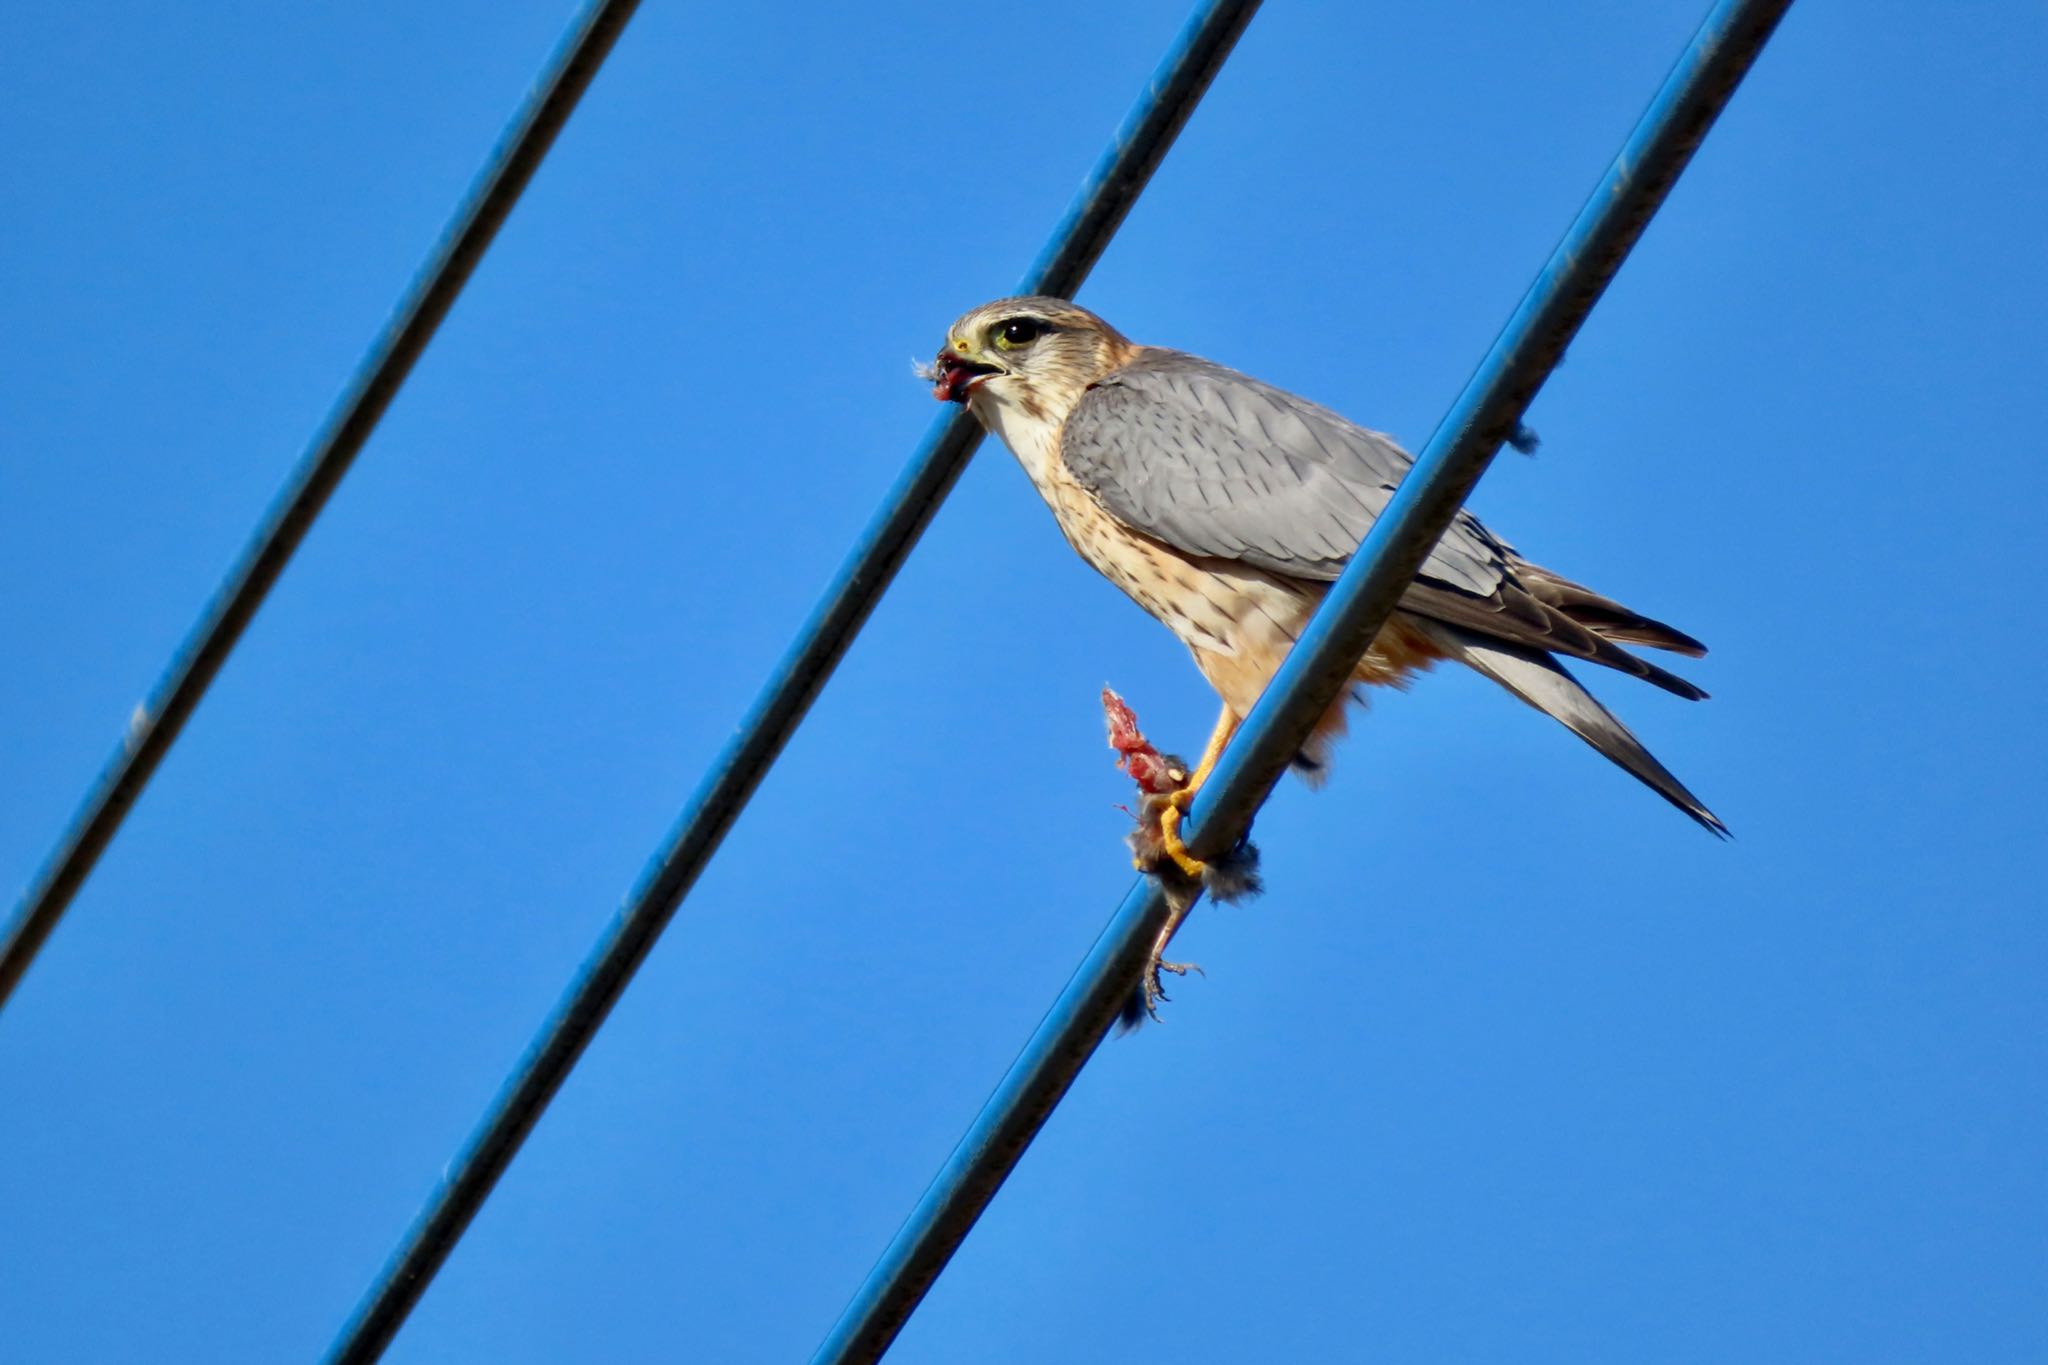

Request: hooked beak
left=931, top=350, right=1004, bottom=403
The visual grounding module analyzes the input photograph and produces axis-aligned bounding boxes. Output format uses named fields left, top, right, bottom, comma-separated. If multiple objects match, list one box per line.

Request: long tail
left=1424, top=622, right=1727, bottom=836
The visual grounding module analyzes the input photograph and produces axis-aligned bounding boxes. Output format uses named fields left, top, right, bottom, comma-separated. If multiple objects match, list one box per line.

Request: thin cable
left=0, top=0, right=643, bottom=1010
left=320, top=4, right=1262, bottom=1361
left=810, top=2, right=1790, bottom=1359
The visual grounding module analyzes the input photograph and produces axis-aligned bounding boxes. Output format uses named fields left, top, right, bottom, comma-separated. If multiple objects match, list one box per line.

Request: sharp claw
left=1139, top=953, right=1206, bottom=1021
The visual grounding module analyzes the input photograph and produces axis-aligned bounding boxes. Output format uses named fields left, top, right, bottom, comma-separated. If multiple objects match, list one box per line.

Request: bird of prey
left=925, top=296, right=1723, bottom=873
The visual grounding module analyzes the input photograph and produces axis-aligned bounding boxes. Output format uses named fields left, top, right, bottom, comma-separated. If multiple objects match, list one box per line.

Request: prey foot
left=1138, top=955, right=1206, bottom=1023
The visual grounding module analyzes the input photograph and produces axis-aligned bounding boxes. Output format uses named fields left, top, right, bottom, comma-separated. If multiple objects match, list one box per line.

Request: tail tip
left=1688, top=804, right=1732, bottom=840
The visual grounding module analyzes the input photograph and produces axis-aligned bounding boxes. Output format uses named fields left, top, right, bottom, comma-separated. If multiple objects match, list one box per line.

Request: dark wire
left=0, top=0, right=645, bottom=1010
left=320, top=3, right=1265, bottom=1361
left=811, top=1, right=1792, bottom=1359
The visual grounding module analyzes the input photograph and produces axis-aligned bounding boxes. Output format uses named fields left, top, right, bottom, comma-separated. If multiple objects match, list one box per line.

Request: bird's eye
left=993, top=318, right=1044, bottom=351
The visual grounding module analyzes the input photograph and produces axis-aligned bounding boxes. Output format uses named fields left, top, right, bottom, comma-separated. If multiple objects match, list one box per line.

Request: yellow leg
left=1157, top=703, right=1241, bottom=876
left=1175, top=703, right=1241, bottom=810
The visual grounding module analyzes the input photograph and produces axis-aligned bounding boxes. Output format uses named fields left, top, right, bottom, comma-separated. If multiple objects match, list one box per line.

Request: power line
left=808, top=1, right=1791, bottom=1359
left=0, top=0, right=643, bottom=1010
left=319, top=4, right=1264, bottom=1361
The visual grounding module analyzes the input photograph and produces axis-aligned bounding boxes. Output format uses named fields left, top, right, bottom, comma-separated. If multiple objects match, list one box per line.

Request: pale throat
left=969, top=382, right=1080, bottom=498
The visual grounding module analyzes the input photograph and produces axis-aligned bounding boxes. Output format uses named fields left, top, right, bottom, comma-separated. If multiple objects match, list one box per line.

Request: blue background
left=4, top=2, right=2043, bottom=1360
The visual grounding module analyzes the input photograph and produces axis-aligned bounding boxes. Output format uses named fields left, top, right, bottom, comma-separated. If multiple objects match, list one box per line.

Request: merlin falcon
left=925, top=296, right=1724, bottom=872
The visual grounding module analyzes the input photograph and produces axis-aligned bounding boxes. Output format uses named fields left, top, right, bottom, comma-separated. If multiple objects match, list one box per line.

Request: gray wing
left=1060, top=349, right=1705, bottom=698
left=1059, top=349, right=1511, bottom=594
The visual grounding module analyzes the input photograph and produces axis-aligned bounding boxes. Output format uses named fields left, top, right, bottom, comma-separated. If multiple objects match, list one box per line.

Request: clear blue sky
left=4, top=2, right=2044, bottom=1360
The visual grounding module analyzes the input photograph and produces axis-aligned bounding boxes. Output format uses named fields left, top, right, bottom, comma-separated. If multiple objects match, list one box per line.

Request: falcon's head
left=923, top=296, right=1134, bottom=424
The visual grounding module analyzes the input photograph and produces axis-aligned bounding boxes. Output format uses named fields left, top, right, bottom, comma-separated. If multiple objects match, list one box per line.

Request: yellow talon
left=1157, top=803, right=1208, bottom=878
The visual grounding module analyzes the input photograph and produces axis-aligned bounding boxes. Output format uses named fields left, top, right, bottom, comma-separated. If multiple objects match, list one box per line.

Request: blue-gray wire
left=0, top=0, right=644, bottom=1010
left=811, top=2, right=1790, bottom=1360
left=322, top=3, right=1263, bottom=1361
